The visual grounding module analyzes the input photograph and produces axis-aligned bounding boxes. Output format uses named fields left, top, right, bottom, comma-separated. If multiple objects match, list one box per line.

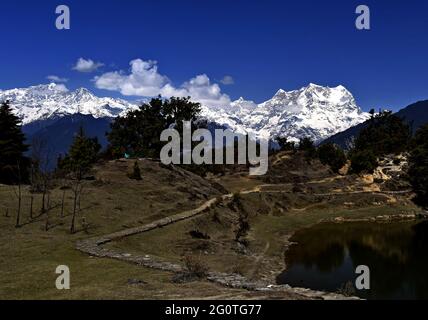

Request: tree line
left=1, top=96, right=428, bottom=230
left=275, top=110, right=428, bottom=207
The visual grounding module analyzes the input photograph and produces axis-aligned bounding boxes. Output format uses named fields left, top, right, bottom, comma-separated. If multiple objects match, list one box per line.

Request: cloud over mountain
left=94, top=59, right=231, bottom=108
left=73, top=58, right=104, bottom=73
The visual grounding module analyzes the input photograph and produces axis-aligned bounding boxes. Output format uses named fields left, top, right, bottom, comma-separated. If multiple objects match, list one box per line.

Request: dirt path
left=75, top=182, right=361, bottom=300
left=74, top=172, right=415, bottom=300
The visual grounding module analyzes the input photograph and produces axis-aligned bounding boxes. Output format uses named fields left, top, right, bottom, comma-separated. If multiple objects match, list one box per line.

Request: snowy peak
left=202, top=83, right=369, bottom=142
left=0, top=84, right=137, bottom=124
left=0, top=82, right=369, bottom=143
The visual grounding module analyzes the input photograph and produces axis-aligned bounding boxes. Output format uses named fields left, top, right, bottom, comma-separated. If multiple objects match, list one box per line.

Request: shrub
left=318, top=143, right=347, bottom=173
left=350, top=149, right=377, bottom=174
left=128, top=161, right=142, bottom=180
left=183, top=255, right=209, bottom=278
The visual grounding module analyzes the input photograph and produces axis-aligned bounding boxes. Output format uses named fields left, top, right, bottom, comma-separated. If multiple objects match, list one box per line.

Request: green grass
left=0, top=157, right=420, bottom=299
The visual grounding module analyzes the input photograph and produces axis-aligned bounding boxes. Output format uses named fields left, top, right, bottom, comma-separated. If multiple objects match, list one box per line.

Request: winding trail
left=75, top=179, right=409, bottom=299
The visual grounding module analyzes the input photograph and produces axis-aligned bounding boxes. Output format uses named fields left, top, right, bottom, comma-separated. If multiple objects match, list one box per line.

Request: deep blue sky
left=1, top=0, right=427, bottom=111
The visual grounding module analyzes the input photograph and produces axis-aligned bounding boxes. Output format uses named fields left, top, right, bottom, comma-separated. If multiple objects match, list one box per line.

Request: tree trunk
left=45, top=211, right=50, bottom=231
left=70, top=184, right=79, bottom=234
left=61, top=189, right=66, bottom=218
left=41, top=190, right=46, bottom=214
left=30, top=195, right=34, bottom=220
left=47, top=192, right=50, bottom=211
left=15, top=183, right=21, bottom=228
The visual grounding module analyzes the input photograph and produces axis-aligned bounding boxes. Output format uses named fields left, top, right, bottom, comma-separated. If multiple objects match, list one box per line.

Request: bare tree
left=29, top=195, right=34, bottom=220
left=30, top=137, right=52, bottom=216
left=60, top=183, right=67, bottom=218
left=70, top=181, right=83, bottom=234
left=12, top=160, right=23, bottom=228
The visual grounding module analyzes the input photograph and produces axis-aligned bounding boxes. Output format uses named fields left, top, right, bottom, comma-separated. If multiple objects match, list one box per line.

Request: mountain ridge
left=1, top=82, right=370, bottom=143
left=323, top=100, right=428, bottom=149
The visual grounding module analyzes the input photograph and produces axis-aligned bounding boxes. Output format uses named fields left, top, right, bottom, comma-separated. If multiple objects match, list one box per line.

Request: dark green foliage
left=128, top=161, right=142, bottom=180
left=408, top=124, right=428, bottom=207
left=317, top=143, right=347, bottom=173
left=349, top=149, right=377, bottom=174
left=0, top=101, right=29, bottom=184
left=299, top=137, right=317, bottom=160
left=58, top=127, right=101, bottom=180
left=276, top=136, right=296, bottom=151
left=354, top=111, right=411, bottom=157
left=107, top=96, right=201, bottom=159
left=350, top=111, right=411, bottom=174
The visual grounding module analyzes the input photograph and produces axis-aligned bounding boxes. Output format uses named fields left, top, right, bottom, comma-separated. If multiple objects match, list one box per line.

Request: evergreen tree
left=349, top=149, right=377, bottom=174
left=299, top=137, right=317, bottom=160
left=59, top=127, right=101, bottom=180
left=408, top=124, right=428, bottom=207
left=349, top=111, right=411, bottom=173
left=276, top=136, right=296, bottom=152
left=0, top=101, right=29, bottom=184
left=318, top=143, right=347, bottom=173
left=107, top=96, right=201, bottom=159
left=354, top=111, right=411, bottom=157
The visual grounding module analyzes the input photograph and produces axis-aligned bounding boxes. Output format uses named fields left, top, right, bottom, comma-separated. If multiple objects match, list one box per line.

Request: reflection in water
left=276, top=220, right=428, bottom=299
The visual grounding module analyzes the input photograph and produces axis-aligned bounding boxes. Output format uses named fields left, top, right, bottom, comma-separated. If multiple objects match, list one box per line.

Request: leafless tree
left=29, top=195, right=34, bottom=220
left=60, top=183, right=67, bottom=218
left=12, top=160, right=23, bottom=228
left=70, top=181, right=83, bottom=234
left=30, top=137, right=52, bottom=216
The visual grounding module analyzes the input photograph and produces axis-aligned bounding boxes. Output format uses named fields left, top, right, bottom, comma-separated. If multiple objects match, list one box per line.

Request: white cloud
left=94, top=59, right=231, bottom=108
left=48, top=83, right=69, bottom=92
left=46, top=75, right=68, bottom=83
left=220, top=75, right=234, bottom=85
left=72, top=58, right=104, bottom=73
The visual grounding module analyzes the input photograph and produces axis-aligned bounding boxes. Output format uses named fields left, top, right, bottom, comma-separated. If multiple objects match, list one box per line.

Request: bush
left=128, top=161, right=142, bottom=180
left=350, top=149, right=377, bottom=174
left=318, top=143, right=347, bottom=173
left=183, top=255, right=209, bottom=278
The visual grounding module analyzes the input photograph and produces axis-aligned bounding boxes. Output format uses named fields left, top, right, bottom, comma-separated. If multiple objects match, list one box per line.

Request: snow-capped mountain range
left=0, top=83, right=369, bottom=142
left=0, top=83, right=137, bottom=125
left=201, top=83, right=369, bottom=142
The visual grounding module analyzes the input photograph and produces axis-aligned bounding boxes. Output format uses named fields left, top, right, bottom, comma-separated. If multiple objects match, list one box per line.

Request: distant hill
left=23, top=114, right=112, bottom=167
left=323, top=100, right=428, bottom=149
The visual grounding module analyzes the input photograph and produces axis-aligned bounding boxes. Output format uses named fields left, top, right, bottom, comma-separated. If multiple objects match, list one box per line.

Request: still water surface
left=277, top=220, right=428, bottom=299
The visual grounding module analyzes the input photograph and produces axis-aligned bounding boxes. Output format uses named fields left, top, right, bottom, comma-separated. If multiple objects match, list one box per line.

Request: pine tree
left=58, top=127, right=100, bottom=234
left=59, top=127, right=101, bottom=180
left=317, top=143, right=347, bottom=173
left=354, top=111, right=411, bottom=157
left=107, top=96, right=201, bottom=159
left=0, top=101, right=29, bottom=184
